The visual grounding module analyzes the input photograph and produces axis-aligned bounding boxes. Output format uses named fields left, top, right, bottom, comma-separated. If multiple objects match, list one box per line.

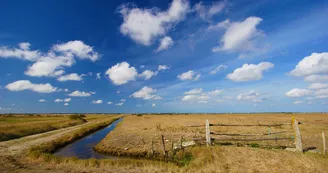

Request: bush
left=250, top=143, right=260, bottom=148
left=69, top=114, right=87, bottom=122
left=136, top=114, right=143, bottom=117
left=78, top=114, right=86, bottom=118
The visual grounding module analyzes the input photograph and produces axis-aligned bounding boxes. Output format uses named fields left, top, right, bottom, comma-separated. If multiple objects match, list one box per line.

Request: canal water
left=54, top=118, right=122, bottom=159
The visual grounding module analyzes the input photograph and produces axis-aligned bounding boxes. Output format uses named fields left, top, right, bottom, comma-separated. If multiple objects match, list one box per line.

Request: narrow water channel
left=54, top=118, right=122, bottom=159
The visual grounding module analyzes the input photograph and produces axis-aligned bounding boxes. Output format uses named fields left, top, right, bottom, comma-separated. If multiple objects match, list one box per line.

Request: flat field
left=0, top=114, right=113, bottom=141
left=95, top=113, right=328, bottom=157
left=0, top=113, right=327, bottom=173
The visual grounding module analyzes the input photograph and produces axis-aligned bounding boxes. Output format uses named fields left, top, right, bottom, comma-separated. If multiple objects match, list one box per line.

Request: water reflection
left=54, top=118, right=122, bottom=159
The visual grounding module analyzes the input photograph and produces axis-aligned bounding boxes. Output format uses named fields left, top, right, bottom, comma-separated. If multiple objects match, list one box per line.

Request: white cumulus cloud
left=304, top=75, right=328, bottom=82
left=308, top=83, right=328, bottom=89
left=237, top=90, right=259, bottom=101
left=68, top=90, right=94, bottom=97
left=181, top=95, right=210, bottom=103
left=181, top=88, right=221, bottom=103
left=57, top=73, right=83, bottom=82
left=194, top=1, right=226, bottom=20
left=315, top=88, right=328, bottom=96
left=158, top=65, right=170, bottom=71
left=0, top=42, right=41, bottom=61
left=155, top=36, right=174, bottom=52
left=131, top=86, right=162, bottom=100
left=119, top=0, right=189, bottom=45
left=106, top=62, right=138, bottom=85
left=25, top=55, right=74, bottom=77
left=285, top=88, right=312, bottom=97
left=212, top=17, right=263, bottom=52
left=237, top=90, right=269, bottom=103
left=116, top=102, right=124, bottom=106
left=207, top=89, right=222, bottom=96
left=1, top=41, right=100, bottom=78
left=293, top=101, right=304, bottom=104
left=96, top=73, right=101, bottom=80
left=6, top=80, right=57, bottom=93
left=39, top=99, right=46, bottom=102
left=184, top=88, right=203, bottom=95
left=139, top=70, right=157, bottom=80
left=290, top=52, right=328, bottom=77
left=52, top=40, right=99, bottom=61
left=227, top=62, right=274, bottom=82
left=55, top=98, right=71, bottom=103
left=92, top=100, right=103, bottom=104
left=177, top=70, right=201, bottom=81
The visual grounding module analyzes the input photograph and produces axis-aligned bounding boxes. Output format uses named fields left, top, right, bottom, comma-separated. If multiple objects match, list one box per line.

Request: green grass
left=250, top=143, right=260, bottom=148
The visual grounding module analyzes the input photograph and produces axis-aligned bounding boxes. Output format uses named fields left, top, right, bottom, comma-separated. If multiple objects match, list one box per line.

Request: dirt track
left=0, top=121, right=98, bottom=156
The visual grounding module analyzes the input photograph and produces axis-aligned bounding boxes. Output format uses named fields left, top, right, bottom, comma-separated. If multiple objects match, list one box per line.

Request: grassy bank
left=28, top=117, right=120, bottom=155
left=0, top=114, right=120, bottom=141
left=25, top=116, right=182, bottom=172
left=23, top=145, right=328, bottom=173
left=0, top=116, right=87, bottom=141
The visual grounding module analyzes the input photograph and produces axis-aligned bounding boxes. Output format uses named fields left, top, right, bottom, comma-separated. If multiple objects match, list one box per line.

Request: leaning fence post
left=292, top=117, right=303, bottom=152
left=206, top=119, right=211, bottom=146
left=160, top=135, right=166, bottom=158
left=322, top=132, right=326, bottom=155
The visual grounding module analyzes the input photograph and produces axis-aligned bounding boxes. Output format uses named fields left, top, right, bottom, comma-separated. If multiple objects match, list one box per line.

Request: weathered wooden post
left=292, top=117, right=303, bottom=152
left=171, top=138, right=174, bottom=158
left=151, top=140, right=154, bottom=157
left=206, top=119, right=211, bottom=146
left=180, top=136, right=184, bottom=151
left=160, top=135, right=166, bottom=158
left=322, top=132, right=326, bottom=155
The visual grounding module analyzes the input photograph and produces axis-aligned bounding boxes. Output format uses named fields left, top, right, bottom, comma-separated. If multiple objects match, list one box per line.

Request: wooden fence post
left=292, top=117, right=303, bottom=152
left=206, top=119, right=211, bottom=146
left=323, top=132, right=326, bottom=155
left=151, top=140, right=154, bottom=157
left=160, top=135, right=166, bottom=158
left=171, top=138, right=174, bottom=158
left=180, top=136, right=184, bottom=151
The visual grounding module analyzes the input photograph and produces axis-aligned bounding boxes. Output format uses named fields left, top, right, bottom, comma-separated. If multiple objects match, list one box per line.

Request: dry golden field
left=95, top=113, right=328, bottom=157
left=0, top=114, right=118, bottom=141
left=0, top=113, right=327, bottom=173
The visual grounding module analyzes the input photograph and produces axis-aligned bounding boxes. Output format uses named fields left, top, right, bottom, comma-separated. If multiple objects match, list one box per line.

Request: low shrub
left=69, top=114, right=87, bottom=122
left=250, top=143, right=260, bottom=148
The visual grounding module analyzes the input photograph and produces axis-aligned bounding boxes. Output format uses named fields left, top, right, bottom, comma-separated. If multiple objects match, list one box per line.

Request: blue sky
left=1, top=0, right=328, bottom=113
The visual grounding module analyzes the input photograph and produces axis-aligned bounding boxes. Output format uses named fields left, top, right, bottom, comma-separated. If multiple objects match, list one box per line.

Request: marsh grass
left=95, top=113, right=328, bottom=157
left=0, top=114, right=116, bottom=141
left=0, top=118, right=86, bottom=141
